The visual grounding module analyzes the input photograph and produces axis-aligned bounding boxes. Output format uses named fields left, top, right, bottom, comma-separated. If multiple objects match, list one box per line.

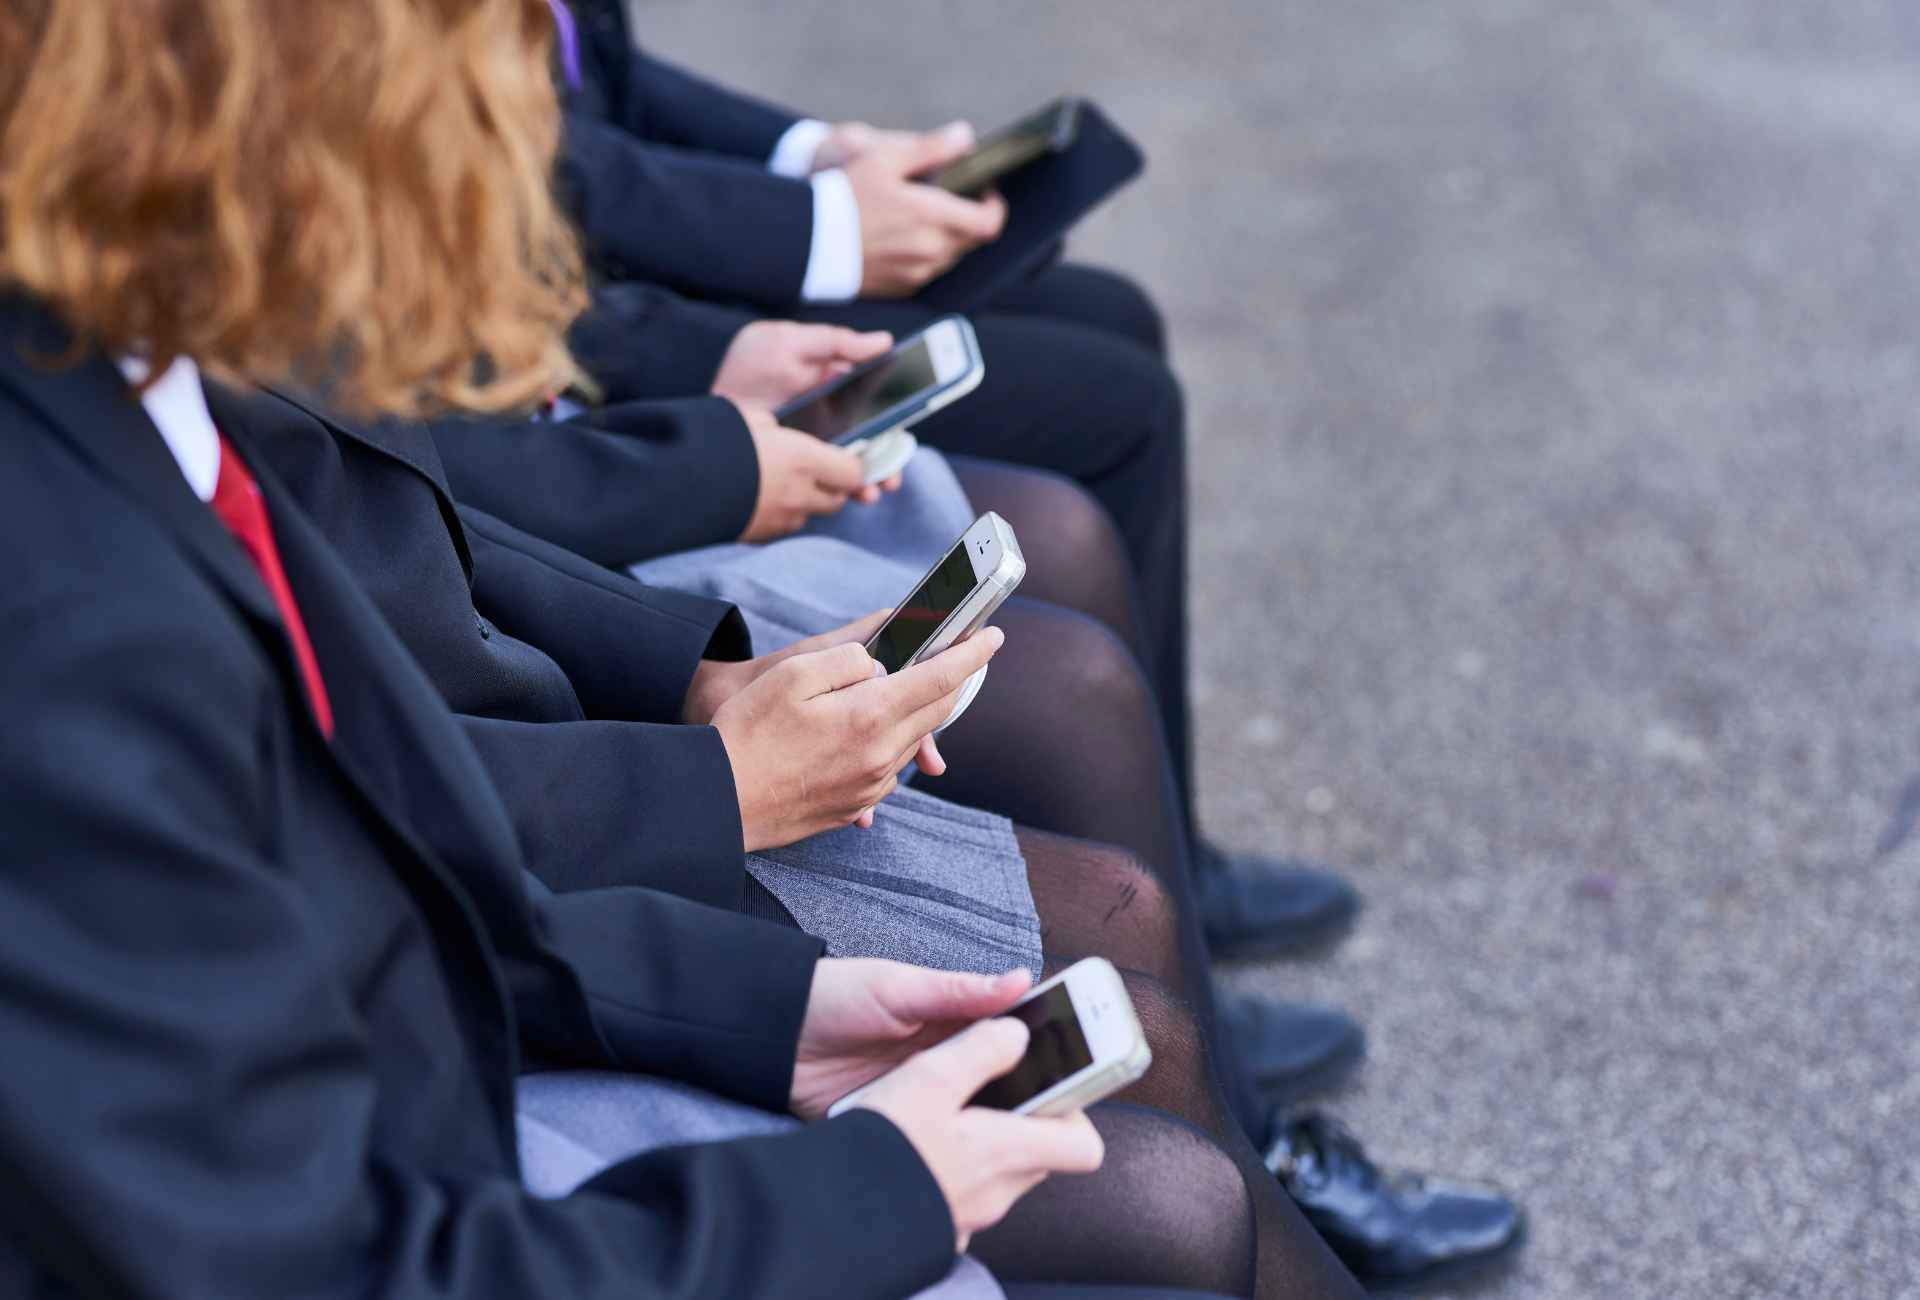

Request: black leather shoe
left=1194, top=843, right=1361, bottom=960
left=1264, top=1113, right=1524, bottom=1289
left=1222, top=993, right=1365, bottom=1106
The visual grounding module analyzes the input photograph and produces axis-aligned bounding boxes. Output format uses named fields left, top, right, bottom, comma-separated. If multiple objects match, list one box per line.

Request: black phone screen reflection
left=968, top=983, right=1095, bottom=1111
left=869, top=542, right=978, bottom=673
left=779, top=340, right=938, bottom=442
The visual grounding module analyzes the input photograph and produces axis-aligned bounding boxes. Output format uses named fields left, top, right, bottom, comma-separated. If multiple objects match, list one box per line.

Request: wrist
left=682, top=658, right=747, bottom=726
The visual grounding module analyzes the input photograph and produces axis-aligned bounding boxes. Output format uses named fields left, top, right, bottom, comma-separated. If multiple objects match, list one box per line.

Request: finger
left=800, top=482, right=854, bottom=516
left=801, top=440, right=869, bottom=494
left=974, top=191, right=1010, bottom=241
left=853, top=484, right=883, bottom=506
left=877, top=473, right=905, bottom=493
left=901, top=120, right=976, bottom=174
left=907, top=185, right=1009, bottom=241
left=855, top=807, right=875, bottom=830
left=968, top=1111, right=1106, bottom=1176
left=915, top=733, right=946, bottom=776
left=829, top=609, right=893, bottom=646
left=790, top=324, right=860, bottom=363
left=775, top=606, right=887, bottom=660
left=904, top=1015, right=1030, bottom=1103
left=781, top=641, right=879, bottom=699
left=882, top=967, right=1032, bottom=1032
left=844, top=329, right=894, bottom=361
left=806, top=326, right=891, bottom=365
left=876, top=626, right=1005, bottom=737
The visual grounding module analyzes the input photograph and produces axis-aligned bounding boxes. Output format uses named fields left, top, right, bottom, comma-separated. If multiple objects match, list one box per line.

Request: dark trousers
left=797, top=264, right=1198, bottom=838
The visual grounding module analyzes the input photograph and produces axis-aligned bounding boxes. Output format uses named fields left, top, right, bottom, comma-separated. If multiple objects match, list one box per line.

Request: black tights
left=922, top=598, right=1187, bottom=881
left=948, top=454, right=1198, bottom=841
left=972, top=829, right=1362, bottom=1300
left=916, top=590, right=1261, bottom=1142
left=744, top=833, right=1361, bottom=1297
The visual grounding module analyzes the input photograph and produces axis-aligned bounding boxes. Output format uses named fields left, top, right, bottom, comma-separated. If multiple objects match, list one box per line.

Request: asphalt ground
left=637, top=3, right=1920, bottom=1294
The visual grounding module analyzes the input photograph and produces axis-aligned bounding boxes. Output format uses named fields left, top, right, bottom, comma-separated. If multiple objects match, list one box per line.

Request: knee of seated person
left=1034, top=474, right=1132, bottom=580
left=1050, top=608, right=1155, bottom=717
left=1118, top=970, right=1203, bottom=1064
left=1072, top=266, right=1170, bottom=358
left=1078, top=1103, right=1256, bottom=1292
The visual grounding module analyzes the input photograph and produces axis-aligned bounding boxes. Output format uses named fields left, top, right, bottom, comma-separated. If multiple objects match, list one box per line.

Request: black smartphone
left=924, top=97, right=1083, bottom=198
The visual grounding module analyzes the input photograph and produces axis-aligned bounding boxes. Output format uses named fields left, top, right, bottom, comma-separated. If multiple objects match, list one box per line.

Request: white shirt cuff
left=767, top=118, right=831, bottom=179
left=800, top=168, right=864, bottom=303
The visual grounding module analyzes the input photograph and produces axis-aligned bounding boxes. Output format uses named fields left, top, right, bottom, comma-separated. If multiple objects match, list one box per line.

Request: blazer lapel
left=248, top=388, right=477, bottom=582
left=0, top=305, right=279, bottom=630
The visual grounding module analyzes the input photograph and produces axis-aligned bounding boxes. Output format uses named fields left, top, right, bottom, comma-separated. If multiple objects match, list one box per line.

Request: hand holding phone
left=829, top=958, right=1152, bottom=1120
left=843, top=127, right=1008, bottom=297
left=791, top=959, right=1106, bottom=1250
left=776, top=316, right=985, bottom=487
left=853, top=1016, right=1107, bottom=1251
left=711, top=321, right=895, bottom=410
left=733, top=404, right=872, bottom=543
left=862, top=511, right=1025, bottom=731
left=709, top=625, right=1005, bottom=852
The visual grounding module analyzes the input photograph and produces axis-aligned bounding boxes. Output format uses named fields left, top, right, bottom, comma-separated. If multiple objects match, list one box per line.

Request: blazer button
left=475, top=613, right=492, bottom=640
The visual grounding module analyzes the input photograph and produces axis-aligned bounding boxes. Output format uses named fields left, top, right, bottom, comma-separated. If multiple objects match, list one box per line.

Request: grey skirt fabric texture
left=631, top=444, right=971, bottom=655
left=516, top=1070, right=1007, bottom=1300
left=634, top=447, right=1042, bottom=978
left=750, top=785, right=1041, bottom=979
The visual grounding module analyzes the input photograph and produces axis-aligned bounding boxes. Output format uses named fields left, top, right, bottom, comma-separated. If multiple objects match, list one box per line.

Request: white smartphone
left=776, top=315, right=985, bottom=450
left=866, top=512, right=1025, bottom=675
left=828, top=957, right=1153, bottom=1119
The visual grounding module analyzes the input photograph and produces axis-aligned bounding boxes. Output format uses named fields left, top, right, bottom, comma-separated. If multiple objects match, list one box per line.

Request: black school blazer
left=556, top=0, right=821, bottom=306
left=0, top=300, right=952, bottom=1299
left=233, top=388, right=757, bottom=906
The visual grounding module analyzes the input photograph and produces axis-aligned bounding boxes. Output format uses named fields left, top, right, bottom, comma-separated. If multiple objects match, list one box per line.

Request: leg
left=980, top=262, right=1171, bottom=359
left=976, top=1095, right=1364, bottom=1300
left=926, top=601, right=1186, bottom=879
left=791, top=305, right=1194, bottom=820
left=945, top=457, right=1152, bottom=668
left=1013, top=829, right=1260, bottom=1137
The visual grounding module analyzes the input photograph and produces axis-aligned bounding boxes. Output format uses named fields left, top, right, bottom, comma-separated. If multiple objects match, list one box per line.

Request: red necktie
left=209, top=435, right=335, bottom=739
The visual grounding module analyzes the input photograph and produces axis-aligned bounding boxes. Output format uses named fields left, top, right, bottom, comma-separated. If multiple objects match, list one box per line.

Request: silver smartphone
left=828, top=957, right=1153, bottom=1119
left=776, top=315, right=985, bottom=448
left=865, top=512, right=1025, bottom=674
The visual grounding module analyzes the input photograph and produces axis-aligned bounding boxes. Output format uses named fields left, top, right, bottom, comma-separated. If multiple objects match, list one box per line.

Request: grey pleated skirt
left=632, top=448, right=1043, bottom=979
left=517, top=1071, right=1007, bottom=1300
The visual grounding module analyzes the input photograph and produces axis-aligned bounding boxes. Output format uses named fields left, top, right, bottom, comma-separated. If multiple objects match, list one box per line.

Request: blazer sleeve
left=616, top=45, right=802, bottom=159
left=573, top=0, right=801, bottom=159
left=463, top=715, right=746, bottom=909
left=568, top=280, right=759, bottom=402
left=559, top=111, right=813, bottom=306
left=433, top=397, right=759, bottom=567
left=458, top=503, right=751, bottom=723
left=0, top=592, right=956, bottom=1300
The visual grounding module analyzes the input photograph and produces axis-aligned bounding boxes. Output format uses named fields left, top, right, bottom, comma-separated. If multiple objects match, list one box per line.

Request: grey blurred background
left=636, top=2, right=1920, bottom=1295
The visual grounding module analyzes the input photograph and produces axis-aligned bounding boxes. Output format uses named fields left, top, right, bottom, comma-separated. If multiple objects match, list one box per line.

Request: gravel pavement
left=637, top=3, right=1920, bottom=1294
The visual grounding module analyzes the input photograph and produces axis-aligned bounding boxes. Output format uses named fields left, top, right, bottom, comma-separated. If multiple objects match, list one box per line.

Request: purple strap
left=545, top=0, right=583, bottom=91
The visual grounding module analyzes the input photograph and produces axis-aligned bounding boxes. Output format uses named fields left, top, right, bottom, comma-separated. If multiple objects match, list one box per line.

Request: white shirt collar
left=116, top=356, right=220, bottom=503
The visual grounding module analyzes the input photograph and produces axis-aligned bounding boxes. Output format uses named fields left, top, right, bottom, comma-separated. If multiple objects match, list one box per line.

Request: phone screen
left=778, top=337, right=940, bottom=443
left=968, top=983, right=1096, bottom=1111
left=867, top=541, right=979, bottom=673
left=930, top=101, right=1076, bottom=196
